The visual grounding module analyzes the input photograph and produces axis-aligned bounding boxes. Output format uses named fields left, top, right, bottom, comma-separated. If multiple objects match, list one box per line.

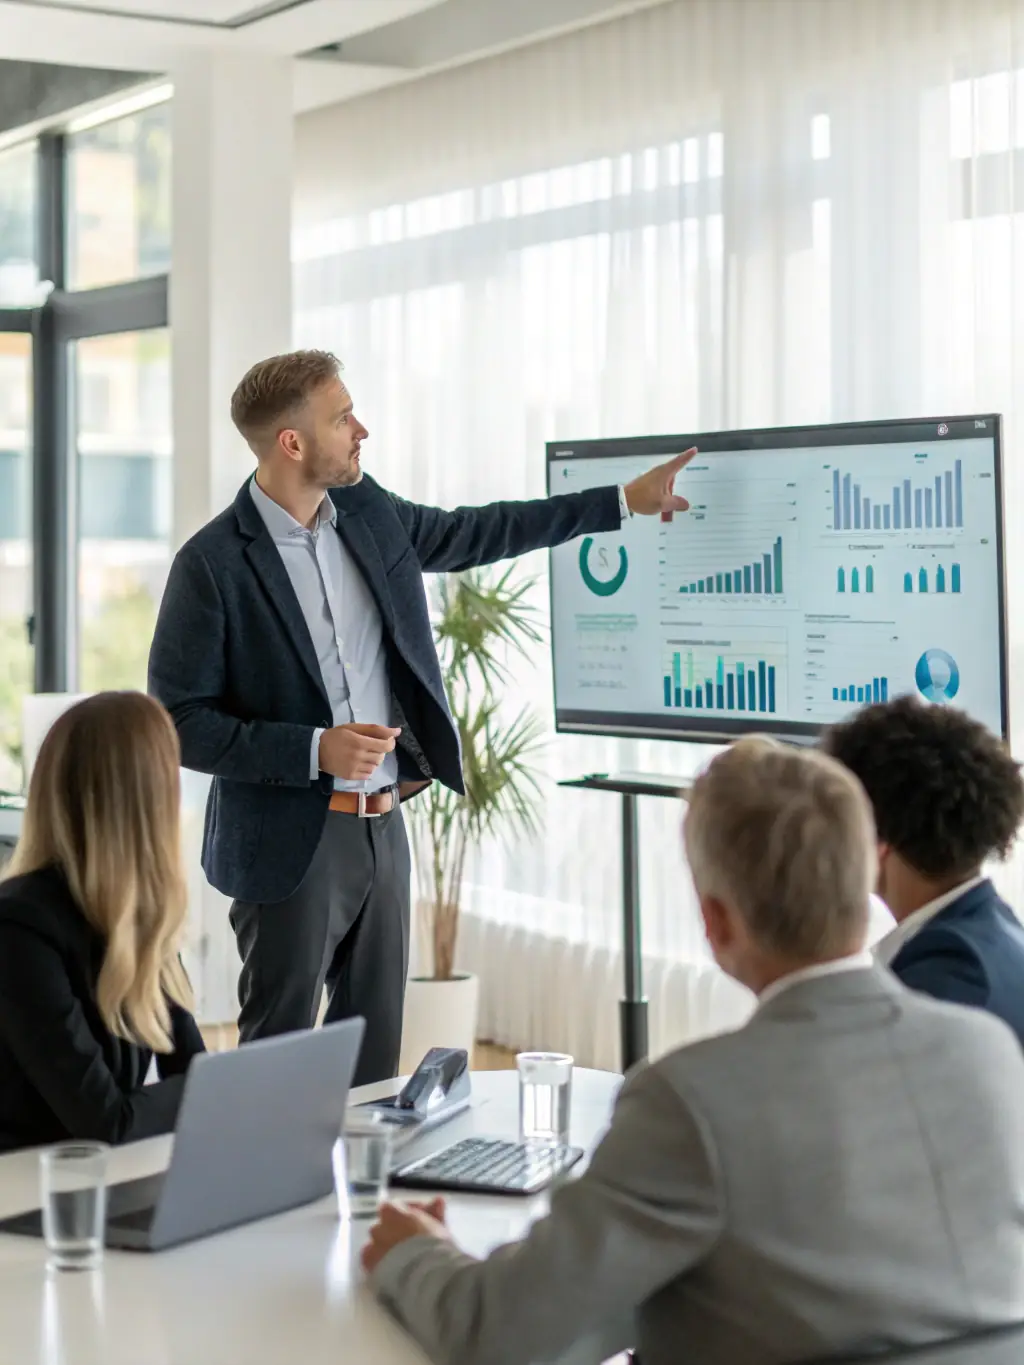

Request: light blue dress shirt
left=249, top=476, right=397, bottom=793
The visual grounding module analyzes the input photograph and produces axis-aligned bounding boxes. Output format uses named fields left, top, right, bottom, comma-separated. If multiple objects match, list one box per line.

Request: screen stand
left=558, top=773, right=695, bottom=1073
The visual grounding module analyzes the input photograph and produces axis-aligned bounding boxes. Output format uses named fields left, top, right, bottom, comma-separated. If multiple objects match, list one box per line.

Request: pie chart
left=915, top=648, right=960, bottom=702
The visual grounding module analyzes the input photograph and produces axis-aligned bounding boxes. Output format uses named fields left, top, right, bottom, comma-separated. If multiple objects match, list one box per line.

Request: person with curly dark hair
left=821, top=695, right=1024, bottom=1045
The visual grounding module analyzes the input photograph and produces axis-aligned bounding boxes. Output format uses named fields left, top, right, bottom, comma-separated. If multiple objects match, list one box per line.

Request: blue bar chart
left=837, top=565, right=874, bottom=593
left=830, top=460, right=963, bottom=531
left=902, top=563, right=961, bottom=594
left=677, top=535, right=784, bottom=597
left=831, top=677, right=889, bottom=704
left=663, top=643, right=782, bottom=714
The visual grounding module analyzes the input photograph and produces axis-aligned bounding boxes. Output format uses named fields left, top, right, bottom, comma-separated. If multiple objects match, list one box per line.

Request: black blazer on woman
left=0, top=865, right=205, bottom=1153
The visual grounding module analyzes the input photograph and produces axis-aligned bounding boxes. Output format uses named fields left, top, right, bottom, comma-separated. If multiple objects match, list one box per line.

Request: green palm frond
left=410, top=566, right=546, bottom=979
left=434, top=567, right=543, bottom=697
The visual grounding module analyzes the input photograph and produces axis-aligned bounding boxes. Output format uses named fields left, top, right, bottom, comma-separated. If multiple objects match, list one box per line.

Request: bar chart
left=902, top=564, right=961, bottom=593
left=831, top=677, right=889, bottom=704
left=803, top=618, right=903, bottom=718
left=676, top=535, right=784, bottom=597
left=829, top=460, right=963, bottom=531
left=837, top=565, right=875, bottom=593
left=662, top=639, right=785, bottom=714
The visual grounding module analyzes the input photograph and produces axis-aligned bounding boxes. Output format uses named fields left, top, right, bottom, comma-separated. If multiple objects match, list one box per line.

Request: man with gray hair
left=362, top=738, right=1024, bottom=1365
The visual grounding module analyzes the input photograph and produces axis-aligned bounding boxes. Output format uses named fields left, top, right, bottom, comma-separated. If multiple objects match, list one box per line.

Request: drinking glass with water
left=517, top=1052, right=573, bottom=1145
left=40, top=1142, right=109, bottom=1271
left=338, top=1112, right=393, bottom=1218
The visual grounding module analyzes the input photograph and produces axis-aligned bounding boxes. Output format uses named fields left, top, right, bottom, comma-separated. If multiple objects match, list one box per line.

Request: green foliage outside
left=0, top=583, right=156, bottom=793
left=78, top=584, right=158, bottom=694
left=0, top=615, right=30, bottom=792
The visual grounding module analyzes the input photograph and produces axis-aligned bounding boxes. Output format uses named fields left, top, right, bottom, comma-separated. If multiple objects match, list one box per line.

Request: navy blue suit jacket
left=890, top=878, right=1024, bottom=1049
left=148, top=475, right=620, bottom=904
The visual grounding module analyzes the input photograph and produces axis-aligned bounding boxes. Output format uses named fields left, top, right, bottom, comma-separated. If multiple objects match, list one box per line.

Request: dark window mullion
left=37, top=133, right=66, bottom=291
left=0, top=310, right=34, bottom=333
left=54, top=275, right=169, bottom=341
left=30, top=133, right=72, bottom=692
left=30, top=133, right=169, bottom=693
left=30, top=304, right=72, bottom=693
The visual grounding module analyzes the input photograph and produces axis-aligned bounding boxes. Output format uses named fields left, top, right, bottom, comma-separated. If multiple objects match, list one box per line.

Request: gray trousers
left=228, top=806, right=411, bottom=1087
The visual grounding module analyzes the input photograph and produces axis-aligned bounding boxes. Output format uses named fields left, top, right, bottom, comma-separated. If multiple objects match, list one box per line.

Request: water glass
left=338, top=1112, right=393, bottom=1218
left=517, top=1052, right=573, bottom=1145
left=40, top=1142, right=109, bottom=1271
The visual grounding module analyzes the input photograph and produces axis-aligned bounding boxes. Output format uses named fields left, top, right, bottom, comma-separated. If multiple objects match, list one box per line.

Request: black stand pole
left=619, top=791, right=648, bottom=1072
left=559, top=772, right=694, bottom=1074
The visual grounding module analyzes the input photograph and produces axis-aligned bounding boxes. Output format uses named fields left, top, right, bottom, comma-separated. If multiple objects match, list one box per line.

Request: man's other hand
left=361, top=1198, right=449, bottom=1275
left=623, top=447, right=698, bottom=518
left=318, top=723, right=401, bottom=780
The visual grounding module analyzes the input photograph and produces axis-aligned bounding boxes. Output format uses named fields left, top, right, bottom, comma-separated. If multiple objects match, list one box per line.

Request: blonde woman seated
left=0, top=692, right=204, bottom=1152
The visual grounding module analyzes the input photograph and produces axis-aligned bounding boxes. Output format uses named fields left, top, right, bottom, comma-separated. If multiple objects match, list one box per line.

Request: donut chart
left=915, top=648, right=960, bottom=702
left=579, top=537, right=628, bottom=597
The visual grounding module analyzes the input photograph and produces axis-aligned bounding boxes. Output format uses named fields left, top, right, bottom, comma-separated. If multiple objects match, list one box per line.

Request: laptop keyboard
left=391, top=1136, right=584, bottom=1196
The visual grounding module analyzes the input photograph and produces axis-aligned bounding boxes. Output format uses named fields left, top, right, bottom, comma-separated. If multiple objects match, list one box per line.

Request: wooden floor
left=199, top=1023, right=517, bottom=1072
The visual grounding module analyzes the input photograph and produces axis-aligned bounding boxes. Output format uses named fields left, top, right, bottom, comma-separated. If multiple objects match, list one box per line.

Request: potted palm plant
left=401, top=566, right=545, bottom=1070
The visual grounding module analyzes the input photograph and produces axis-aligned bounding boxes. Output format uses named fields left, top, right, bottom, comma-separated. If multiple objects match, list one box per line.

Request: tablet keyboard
left=391, top=1136, right=583, bottom=1196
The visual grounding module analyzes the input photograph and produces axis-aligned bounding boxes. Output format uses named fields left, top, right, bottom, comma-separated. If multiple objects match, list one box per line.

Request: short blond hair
left=230, top=349, right=341, bottom=450
left=683, top=737, right=876, bottom=960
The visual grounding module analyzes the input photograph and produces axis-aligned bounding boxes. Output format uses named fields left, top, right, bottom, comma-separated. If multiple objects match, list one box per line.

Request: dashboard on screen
left=547, top=416, right=1007, bottom=742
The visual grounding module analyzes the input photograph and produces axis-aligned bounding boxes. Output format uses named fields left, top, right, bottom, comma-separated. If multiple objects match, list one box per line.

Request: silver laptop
left=0, top=1017, right=365, bottom=1252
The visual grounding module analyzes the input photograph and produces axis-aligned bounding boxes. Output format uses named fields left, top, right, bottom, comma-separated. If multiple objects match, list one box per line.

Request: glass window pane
left=68, top=102, right=171, bottom=290
left=0, top=143, right=39, bottom=306
left=76, top=329, right=171, bottom=693
left=0, top=335, right=32, bottom=791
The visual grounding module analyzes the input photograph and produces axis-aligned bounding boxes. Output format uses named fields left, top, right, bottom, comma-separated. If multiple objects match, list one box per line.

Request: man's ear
left=700, top=894, right=733, bottom=958
left=277, top=426, right=303, bottom=463
left=874, top=841, right=892, bottom=899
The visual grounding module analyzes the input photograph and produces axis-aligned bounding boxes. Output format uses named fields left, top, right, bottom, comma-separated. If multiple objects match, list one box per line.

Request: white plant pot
left=400, top=973, right=480, bottom=1075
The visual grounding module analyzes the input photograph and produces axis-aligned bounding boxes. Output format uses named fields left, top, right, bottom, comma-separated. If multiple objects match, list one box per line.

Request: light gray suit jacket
left=372, top=966, right=1024, bottom=1365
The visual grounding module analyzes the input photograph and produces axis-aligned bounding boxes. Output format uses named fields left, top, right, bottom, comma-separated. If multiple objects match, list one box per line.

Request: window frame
left=1, top=129, right=168, bottom=693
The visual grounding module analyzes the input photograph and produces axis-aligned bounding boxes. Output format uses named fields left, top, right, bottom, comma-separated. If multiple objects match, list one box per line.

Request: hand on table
left=318, top=723, right=401, bottom=781
left=623, top=448, right=698, bottom=520
left=361, top=1197, right=449, bottom=1276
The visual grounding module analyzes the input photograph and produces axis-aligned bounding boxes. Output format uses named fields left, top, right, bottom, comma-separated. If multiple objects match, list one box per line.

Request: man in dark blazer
left=822, top=696, right=1024, bottom=1047
left=149, top=349, right=693, bottom=1083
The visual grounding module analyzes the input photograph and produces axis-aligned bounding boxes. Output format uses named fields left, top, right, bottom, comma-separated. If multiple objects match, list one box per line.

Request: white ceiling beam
left=0, top=0, right=232, bottom=68
left=234, top=0, right=447, bottom=56
left=0, top=0, right=446, bottom=67
left=292, top=57, right=405, bottom=115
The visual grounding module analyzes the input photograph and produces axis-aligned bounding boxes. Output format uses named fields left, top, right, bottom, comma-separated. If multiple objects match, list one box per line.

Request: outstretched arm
left=392, top=451, right=696, bottom=574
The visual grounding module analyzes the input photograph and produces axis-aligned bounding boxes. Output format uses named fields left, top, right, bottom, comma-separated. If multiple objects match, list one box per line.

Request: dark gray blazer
left=148, top=474, right=619, bottom=903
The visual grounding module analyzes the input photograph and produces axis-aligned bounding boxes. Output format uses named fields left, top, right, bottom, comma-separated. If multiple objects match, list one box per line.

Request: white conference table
left=0, top=1068, right=620, bottom=1365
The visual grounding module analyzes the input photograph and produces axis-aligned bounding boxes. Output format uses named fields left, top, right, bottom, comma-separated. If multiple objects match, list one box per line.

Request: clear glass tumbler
left=40, top=1142, right=109, bottom=1271
left=517, top=1052, right=574, bottom=1145
left=338, top=1112, right=393, bottom=1218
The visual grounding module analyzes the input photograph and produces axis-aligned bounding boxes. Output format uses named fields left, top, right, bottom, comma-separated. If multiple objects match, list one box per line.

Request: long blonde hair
left=5, top=691, right=193, bottom=1051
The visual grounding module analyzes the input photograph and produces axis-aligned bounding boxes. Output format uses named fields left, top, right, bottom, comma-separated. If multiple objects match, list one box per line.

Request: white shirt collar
left=249, top=474, right=337, bottom=538
left=873, top=874, right=987, bottom=967
left=757, top=949, right=876, bottom=1010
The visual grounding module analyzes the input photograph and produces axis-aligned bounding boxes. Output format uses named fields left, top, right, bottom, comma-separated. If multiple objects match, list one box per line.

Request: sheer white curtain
left=293, top=0, right=1024, bottom=1064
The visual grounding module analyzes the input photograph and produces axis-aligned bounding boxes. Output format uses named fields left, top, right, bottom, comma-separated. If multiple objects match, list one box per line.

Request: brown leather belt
left=328, top=786, right=397, bottom=818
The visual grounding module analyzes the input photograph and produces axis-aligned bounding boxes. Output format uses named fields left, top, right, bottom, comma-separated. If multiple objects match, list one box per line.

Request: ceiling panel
left=4, top=0, right=306, bottom=26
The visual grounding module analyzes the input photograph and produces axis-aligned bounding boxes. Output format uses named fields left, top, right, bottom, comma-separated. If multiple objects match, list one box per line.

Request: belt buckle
left=357, top=790, right=381, bottom=820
